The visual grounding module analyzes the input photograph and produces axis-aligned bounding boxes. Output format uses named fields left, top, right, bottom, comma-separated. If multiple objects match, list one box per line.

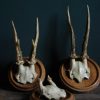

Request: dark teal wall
left=0, top=0, right=100, bottom=89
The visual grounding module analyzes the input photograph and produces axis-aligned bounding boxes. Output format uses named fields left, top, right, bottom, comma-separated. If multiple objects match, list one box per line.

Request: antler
left=12, top=21, right=24, bottom=64
left=82, top=5, right=90, bottom=59
left=30, top=17, right=39, bottom=63
left=67, top=7, right=76, bottom=58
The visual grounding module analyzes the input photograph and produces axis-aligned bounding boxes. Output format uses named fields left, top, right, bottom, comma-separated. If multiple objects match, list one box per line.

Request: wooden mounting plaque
left=59, top=58, right=100, bottom=93
left=62, top=91, right=75, bottom=100
left=30, top=90, right=75, bottom=100
left=8, top=58, right=46, bottom=91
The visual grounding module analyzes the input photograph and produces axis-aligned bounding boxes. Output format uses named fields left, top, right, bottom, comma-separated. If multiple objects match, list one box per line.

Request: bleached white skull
left=16, top=63, right=37, bottom=84
left=70, top=58, right=90, bottom=82
left=40, top=75, right=66, bottom=100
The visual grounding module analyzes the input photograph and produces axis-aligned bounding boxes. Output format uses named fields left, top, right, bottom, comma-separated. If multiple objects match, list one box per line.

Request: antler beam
left=31, top=17, right=39, bottom=63
left=67, top=7, right=76, bottom=58
left=12, top=21, right=24, bottom=64
left=82, top=5, right=90, bottom=59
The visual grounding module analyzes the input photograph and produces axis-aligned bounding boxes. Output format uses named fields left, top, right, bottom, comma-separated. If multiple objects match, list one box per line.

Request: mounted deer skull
left=39, top=75, right=66, bottom=100
left=12, top=18, right=39, bottom=84
left=68, top=5, right=90, bottom=83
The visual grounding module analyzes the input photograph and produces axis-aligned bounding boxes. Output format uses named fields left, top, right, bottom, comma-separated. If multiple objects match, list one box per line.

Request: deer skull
left=12, top=18, right=39, bottom=84
left=39, top=75, right=66, bottom=100
left=68, top=5, right=90, bottom=83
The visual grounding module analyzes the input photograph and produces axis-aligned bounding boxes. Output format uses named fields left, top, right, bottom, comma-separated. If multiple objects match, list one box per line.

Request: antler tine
left=12, top=21, right=23, bottom=63
left=12, top=21, right=18, bottom=43
left=67, top=7, right=76, bottom=58
left=35, top=17, right=39, bottom=50
left=31, top=17, right=39, bottom=63
left=82, top=5, right=90, bottom=59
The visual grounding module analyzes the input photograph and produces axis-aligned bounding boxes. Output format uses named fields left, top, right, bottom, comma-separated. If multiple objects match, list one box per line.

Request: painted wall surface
left=0, top=0, right=100, bottom=89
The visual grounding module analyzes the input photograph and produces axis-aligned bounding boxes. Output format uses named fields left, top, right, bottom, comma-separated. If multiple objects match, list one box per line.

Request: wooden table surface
left=0, top=89, right=30, bottom=100
left=0, top=85, right=100, bottom=100
left=75, top=85, right=100, bottom=100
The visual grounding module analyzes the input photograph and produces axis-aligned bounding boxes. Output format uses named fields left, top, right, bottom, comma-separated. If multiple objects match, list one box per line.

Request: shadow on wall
left=0, top=61, right=14, bottom=90
left=0, top=23, right=17, bottom=90
left=42, top=14, right=71, bottom=85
